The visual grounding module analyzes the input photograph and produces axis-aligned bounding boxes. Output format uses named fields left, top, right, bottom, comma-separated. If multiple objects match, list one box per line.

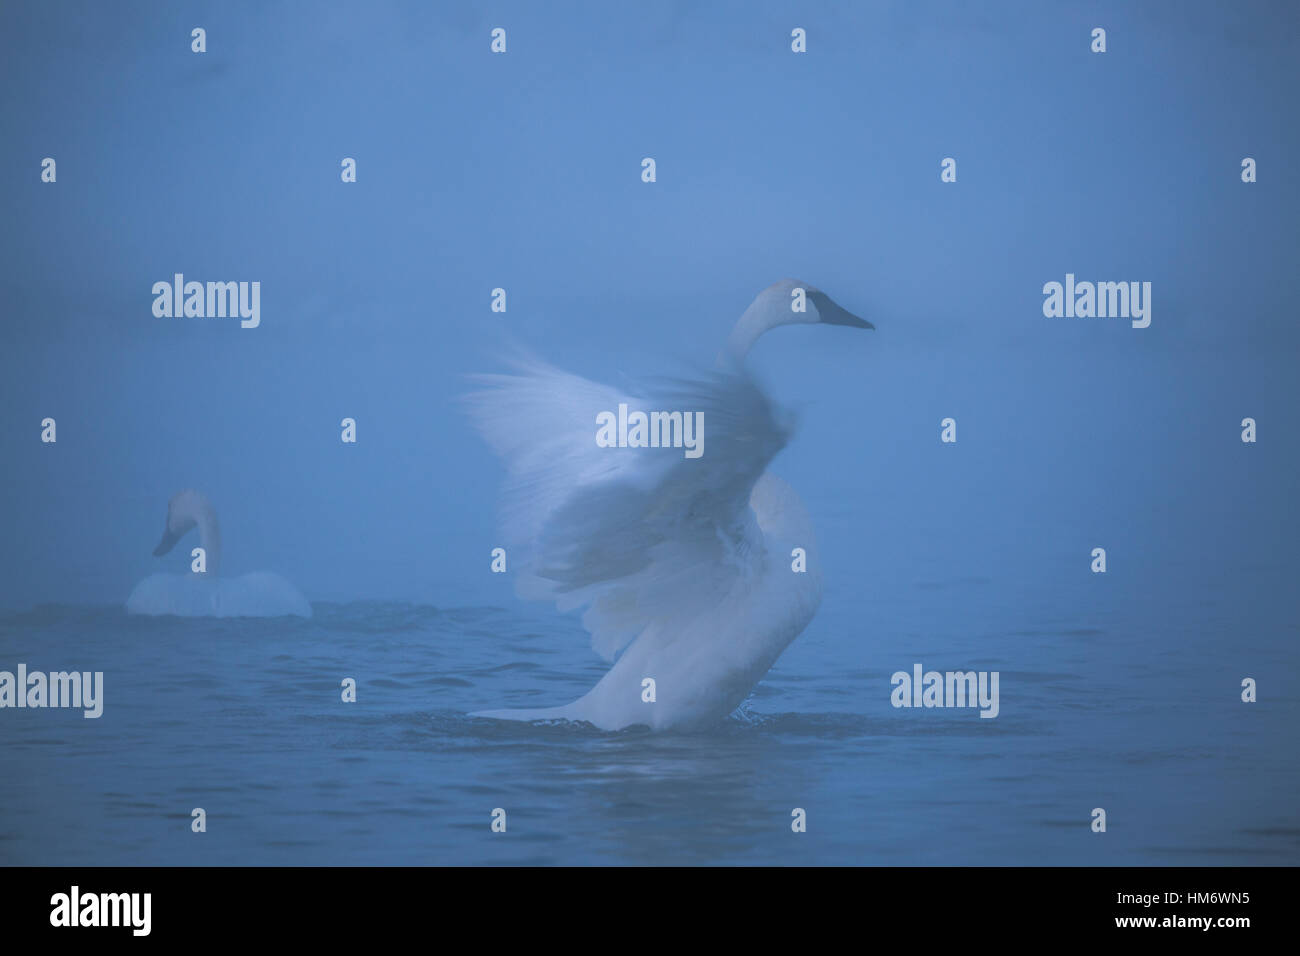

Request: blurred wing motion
left=464, top=353, right=790, bottom=662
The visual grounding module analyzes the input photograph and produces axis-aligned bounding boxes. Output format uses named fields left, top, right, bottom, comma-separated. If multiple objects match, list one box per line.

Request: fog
left=2, top=0, right=1297, bottom=613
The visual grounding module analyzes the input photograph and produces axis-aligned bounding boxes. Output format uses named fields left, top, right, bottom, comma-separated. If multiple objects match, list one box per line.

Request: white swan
left=125, top=490, right=312, bottom=618
left=466, top=279, right=872, bottom=730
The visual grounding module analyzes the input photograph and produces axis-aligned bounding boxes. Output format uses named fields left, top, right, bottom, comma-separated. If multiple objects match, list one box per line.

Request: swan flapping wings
left=466, top=280, right=868, bottom=729
left=465, top=354, right=792, bottom=661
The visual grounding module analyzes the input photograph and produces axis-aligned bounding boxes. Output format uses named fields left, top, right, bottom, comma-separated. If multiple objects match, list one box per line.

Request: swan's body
left=467, top=279, right=871, bottom=730
left=126, top=490, right=311, bottom=618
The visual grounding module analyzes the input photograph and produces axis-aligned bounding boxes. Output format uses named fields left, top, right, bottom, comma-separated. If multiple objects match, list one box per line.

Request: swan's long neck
left=194, top=505, right=222, bottom=576
left=722, top=294, right=786, bottom=365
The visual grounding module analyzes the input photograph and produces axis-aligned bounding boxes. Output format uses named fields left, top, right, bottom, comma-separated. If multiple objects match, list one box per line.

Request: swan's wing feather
left=465, top=356, right=790, bottom=659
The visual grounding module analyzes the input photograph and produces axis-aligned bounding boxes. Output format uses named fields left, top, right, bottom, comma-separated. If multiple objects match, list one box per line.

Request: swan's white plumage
left=467, top=361, right=792, bottom=662
left=126, top=571, right=312, bottom=618
left=466, top=279, right=869, bottom=731
left=126, top=490, right=312, bottom=618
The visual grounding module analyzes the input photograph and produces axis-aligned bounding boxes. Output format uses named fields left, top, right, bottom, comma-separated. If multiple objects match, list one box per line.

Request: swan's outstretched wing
left=465, top=354, right=791, bottom=659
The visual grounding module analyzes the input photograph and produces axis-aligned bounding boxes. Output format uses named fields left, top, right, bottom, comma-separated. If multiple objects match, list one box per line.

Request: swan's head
left=152, top=489, right=212, bottom=556
left=762, top=278, right=873, bottom=330
left=726, top=279, right=872, bottom=361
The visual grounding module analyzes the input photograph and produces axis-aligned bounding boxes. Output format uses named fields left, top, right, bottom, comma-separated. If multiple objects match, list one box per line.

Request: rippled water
left=1, top=580, right=1296, bottom=865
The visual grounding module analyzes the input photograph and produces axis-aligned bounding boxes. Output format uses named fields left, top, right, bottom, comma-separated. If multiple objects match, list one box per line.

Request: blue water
left=3, top=568, right=1295, bottom=865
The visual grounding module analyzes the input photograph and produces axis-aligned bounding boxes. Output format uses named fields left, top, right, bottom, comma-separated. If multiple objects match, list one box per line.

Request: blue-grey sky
left=2, top=0, right=1297, bottom=609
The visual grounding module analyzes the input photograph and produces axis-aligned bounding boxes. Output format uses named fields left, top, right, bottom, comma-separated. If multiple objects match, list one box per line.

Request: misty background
left=1, top=0, right=1296, bottom=628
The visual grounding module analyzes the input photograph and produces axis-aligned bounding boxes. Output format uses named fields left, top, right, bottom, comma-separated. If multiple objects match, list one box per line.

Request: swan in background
left=126, top=490, right=312, bottom=618
left=466, top=279, right=871, bottom=730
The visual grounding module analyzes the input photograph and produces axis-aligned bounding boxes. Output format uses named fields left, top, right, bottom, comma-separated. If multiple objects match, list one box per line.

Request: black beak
left=811, top=290, right=874, bottom=329
left=153, top=527, right=182, bottom=556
